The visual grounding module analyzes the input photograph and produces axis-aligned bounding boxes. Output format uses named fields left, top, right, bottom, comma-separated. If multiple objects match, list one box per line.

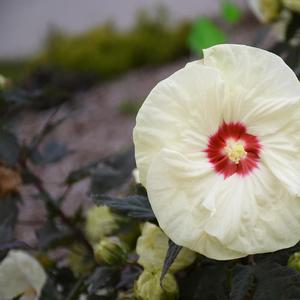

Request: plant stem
left=26, top=165, right=93, bottom=255
left=65, top=276, right=86, bottom=300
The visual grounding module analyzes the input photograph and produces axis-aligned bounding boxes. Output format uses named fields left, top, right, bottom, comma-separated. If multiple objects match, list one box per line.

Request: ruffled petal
left=146, top=149, right=246, bottom=260
left=203, top=44, right=300, bottom=136
left=261, top=136, right=300, bottom=196
left=205, top=165, right=300, bottom=254
left=133, top=61, right=225, bottom=186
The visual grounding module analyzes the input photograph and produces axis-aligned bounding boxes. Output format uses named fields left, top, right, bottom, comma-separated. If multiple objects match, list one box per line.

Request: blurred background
left=0, top=0, right=299, bottom=257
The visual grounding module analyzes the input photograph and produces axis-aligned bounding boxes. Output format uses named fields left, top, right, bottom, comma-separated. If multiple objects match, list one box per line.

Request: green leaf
left=160, top=240, right=182, bottom=285
left=253, top=261, right=300, bottom=300
left=0, top=240, right=30, bottom=252
left=0, top=194, right=21, bottom=260
left=221, top=1, right=242, bottom=24
left=230, top=264, right=255, bottom=300
left=66, top=147, right=135, bottom=187
left=179, top=259, right=230, bottom=300
left=30, top=141, right=71, bottom=165
left=90, top=147, right=135, bottom=194
left=0, top=128, right=20, bottom=166
left=93, top=195, right=156, bottom=221
left=230, top=256, right=300, bottom=300
left=35, top=221, right=73, bottom=249
left=187, top=17, right=226, bottom=55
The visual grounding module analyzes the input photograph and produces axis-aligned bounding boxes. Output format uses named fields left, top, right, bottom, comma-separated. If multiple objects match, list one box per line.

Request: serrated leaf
left=160, top=239, right=182, bottom=285
left=0, top=128, right=20, bottom=166
left=66, top=147, right=135, bottom=187
left=90, top=147, right=135, bottom=194
left=230, top=264, right=255, bottom=300
left=93, top=195, right=156, bottom=221
left=30, top=141, right=71, bottom=165
left=187, top=17, right=227, bottom=55
left=221, top=1, right=242, bottom=24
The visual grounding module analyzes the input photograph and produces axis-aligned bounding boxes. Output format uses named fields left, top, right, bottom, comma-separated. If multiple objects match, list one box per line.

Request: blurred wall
left=0, top=0, right=247, bottom=59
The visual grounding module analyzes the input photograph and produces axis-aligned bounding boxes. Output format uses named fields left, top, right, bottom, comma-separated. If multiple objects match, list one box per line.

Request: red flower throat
left=205, top=122, right=261, bottom=178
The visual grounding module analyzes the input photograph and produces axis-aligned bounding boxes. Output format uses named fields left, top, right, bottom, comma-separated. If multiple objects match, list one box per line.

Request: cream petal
left=133, top=61, right=225, bottom=186
left=260, top=126, right=300, bottom=196
left=205, top=165, right=300, bottom=254
left=0, top=251, right=46, bottom=300
left=134, top=44, right=300, bottom=260
left=146, top=149, right=246, bottom=260
left=204, top=44, right=300, bottom=100
left=203, top=44, right=300, bottom=136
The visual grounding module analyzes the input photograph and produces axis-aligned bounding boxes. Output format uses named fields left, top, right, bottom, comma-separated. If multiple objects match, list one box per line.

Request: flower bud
left=94, top=237, right=128, bottom=266
left=283, top=0, right=300, bottom=13
left=85, top=206, right=120, bottom=244
left=288, top=252, right=300, bottom=272
left=134, top=270, right=179, bottom=300
left=248, top=0, right=282, bottom=23
left=136, top=222, right=196, bottom=273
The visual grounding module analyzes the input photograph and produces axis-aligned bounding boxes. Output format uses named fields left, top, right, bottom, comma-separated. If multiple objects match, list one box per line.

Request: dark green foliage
left=252, top=261, right=300, bottom=299
left=87, top=266, right=120, bottom=295
left=93, top=194, right=155, bottom=221
left=35, top=221, right=73, bottom=250
left=160, top=240, right=182, bottom=285
left=30, top=141, right=72, bottom=165
left=230, top=264, right=255, bottom=300
left=179, top=259, right=230, bottom=300
left=0, top=194, right=21, bottom=260
left=0, top=128, right=21, bottom=166
left=66, top=147, right=135, bottom=191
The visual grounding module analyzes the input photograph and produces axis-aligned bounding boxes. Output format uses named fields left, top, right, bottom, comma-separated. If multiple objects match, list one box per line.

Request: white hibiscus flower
left=133, top=44, right=300, bottom=260
left=0, top=250, right=47, bottom=300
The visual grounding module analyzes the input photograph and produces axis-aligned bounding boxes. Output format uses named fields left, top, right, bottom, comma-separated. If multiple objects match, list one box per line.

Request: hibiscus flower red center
left=205, top=122, right=261, bottom=178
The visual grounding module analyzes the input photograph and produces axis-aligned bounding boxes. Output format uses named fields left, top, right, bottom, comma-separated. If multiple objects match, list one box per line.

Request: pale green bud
left=134, top=270, right=179, bottom=300
left=94, top=237, right=128, bottom=265
left=136, top=222, right=196, bottom=273
left=283, top=0, right=300, bottom=13
left=85, top=206, right=120, bottom=244
left=288, top=252, right=300, bottom=272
